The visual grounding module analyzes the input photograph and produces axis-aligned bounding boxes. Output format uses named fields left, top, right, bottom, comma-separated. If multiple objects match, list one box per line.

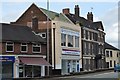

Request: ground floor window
left=19, top=65, right=41, bottom=77
left=62, top=60, right=80, bottom=74
left=2, top=62, right=13, bottom=78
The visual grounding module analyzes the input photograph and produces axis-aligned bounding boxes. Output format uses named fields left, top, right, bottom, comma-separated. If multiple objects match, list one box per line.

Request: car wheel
left=114, top=70, right=116, bottom=72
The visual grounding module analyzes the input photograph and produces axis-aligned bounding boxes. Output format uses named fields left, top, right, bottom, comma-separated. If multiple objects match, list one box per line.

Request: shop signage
left=0, top=56, right=15, bottom=62
left=61, top=28, right=80, bottom=37
left=62, top=49, right=80, bottom=55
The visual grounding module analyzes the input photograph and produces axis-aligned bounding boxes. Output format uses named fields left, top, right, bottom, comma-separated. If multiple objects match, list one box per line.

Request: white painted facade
left=51, top=20, right=82, bottom=74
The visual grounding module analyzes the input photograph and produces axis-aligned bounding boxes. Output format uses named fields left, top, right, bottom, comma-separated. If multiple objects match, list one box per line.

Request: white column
left=75, top=60, right=77, bottom=72
left=70, top=60, right=73, bottom=73
left=41, top=66, right=45, bottom=76
left=15, top=64, right=19, bottom=78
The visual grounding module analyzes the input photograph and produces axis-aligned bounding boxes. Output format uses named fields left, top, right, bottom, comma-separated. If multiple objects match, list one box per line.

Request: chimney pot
left=75, top=5, right=80, bottom=17
left=62, top=8, right=70, bottom=14
left=87, top=12, right=93, bottom=22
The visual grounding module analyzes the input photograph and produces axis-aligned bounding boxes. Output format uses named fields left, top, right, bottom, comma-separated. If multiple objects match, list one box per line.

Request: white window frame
left=21, top=43, right=28, bottom=53
left=6, top=42, right=14, bottom=52
left=32, top=44, right=41, bottom=53
left=75, top=36, right=79, bottom=48
left=41, top=33, right=46, bottom=38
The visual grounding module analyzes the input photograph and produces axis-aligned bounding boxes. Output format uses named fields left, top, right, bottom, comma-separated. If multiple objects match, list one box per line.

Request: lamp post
left=47, top=0, right=49, bottom=76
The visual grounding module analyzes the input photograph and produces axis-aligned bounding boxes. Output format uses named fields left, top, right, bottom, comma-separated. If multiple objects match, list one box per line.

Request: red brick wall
left=1, top=42, right=46, bottom=55
left=12, top=4, right=48, bottom=26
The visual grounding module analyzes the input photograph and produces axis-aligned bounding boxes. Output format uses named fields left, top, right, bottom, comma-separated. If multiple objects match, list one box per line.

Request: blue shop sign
left=0, top=56, right=15, bottom=62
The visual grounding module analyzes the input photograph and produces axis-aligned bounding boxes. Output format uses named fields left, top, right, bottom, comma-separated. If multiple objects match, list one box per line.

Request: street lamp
left=47, top=0, right=49, bottom=76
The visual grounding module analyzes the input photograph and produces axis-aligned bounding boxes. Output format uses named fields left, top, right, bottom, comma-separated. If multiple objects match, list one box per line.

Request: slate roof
left=0, top=23, right=46, bottom=43
left=40, top=8, right=71, bottom=23
left=105, top=42, right=120, bottom=51
left=65, top=13, right=104, bottom=31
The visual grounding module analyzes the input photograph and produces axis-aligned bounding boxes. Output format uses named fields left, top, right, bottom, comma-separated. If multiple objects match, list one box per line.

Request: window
left=106, top=51, right=109, bottom=57
left=83, top=30, right=86, bottom=39
left=114, top=61, right=116, bottom=67
left=21, top=43, right=27, bottom=52
left=110, top=51, right=112, bottom=57
left=41, top=33, right=46, bottom=38
left=117, top=52, right=119, bottom=57
left=6, top=42, right=14, bottom=52
left=110, top=60, right=112, bottom=67
left=61, top=34, right=66, bottom=46
left=32, top=44, right=41, bottom=53
left=75, top=36, right=79, bottom=47
left=68, top=35, right=73, bottom=47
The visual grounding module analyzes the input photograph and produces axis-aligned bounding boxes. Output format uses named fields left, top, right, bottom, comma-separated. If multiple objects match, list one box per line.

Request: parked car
left=114, top=64, right=120, bottom=72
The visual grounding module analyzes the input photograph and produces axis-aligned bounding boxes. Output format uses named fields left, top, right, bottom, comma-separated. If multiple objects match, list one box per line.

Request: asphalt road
left=40, top=71, right=120, bottom=80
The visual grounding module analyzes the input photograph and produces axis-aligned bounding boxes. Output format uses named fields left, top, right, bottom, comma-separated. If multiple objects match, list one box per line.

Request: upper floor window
left=83, top=30, right=86, bottom=39
left=6, top=42, right=14, bottom=52
left=32, top=44, right=41, bottom=53
left=75, top=36, right=79, bottom=47
left=68, top=35, right=73, bottom=47
left=61, top=34, right=66, bottom=46
left=106, top=51, right=109, bottom=57
left=117, top=52, right=119, bottom=57
left=110, top=51, right=112, bottom=57
left=21, top=43, right=28, bottom=52
left=41, top=33, right=46, bottom=38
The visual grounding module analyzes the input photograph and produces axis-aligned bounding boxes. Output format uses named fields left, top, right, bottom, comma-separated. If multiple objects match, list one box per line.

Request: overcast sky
left=0, top=0, right=119, bottom=48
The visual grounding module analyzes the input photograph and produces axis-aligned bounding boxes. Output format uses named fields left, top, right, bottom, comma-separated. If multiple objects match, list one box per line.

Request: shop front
left=16, top=56, right=50, bottom=78
left=0, top=56, right=15, bottom=79
left=61, top=49, right=81, bottom=75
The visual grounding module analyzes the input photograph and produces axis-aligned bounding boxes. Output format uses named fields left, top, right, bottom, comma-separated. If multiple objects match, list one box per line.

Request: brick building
left=0, top=23, right=50, bottom=78
left=11, top=3, right=82, bottom=75
left=63, top=5, right=106, bottom=71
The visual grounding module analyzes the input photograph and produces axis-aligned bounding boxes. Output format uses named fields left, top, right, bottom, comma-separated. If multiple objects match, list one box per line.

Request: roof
left=0, top=23, right=46, bottom=43
left=105, top=42, right=120, bottom=51
left=65, top=13, right=104, bottom=31
left=40, top=8, right=71, bottom=23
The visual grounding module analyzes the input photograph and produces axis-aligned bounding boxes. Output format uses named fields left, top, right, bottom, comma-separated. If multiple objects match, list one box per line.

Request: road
left=40, top=71, right=120, bottom=80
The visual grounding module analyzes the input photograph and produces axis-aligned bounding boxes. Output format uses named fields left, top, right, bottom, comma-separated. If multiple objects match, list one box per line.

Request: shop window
left=6, top=42, right=14, bottom=52
left=61, top=34, right=66, bottom=46
left=75, top=36, right=79, bottom=47
left=68, top=35, right=73, bottom=47
left=21, top=43, right=28, bottom=52
left=32, top=44, right=41, bottom=53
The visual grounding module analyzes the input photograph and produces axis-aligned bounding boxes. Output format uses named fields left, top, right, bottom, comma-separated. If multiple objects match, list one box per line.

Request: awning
left=19, top=57, right=51, bottom=66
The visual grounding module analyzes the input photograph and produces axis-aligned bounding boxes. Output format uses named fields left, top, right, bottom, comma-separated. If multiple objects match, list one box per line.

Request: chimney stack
left=32, top=16, right=38, bottom=31
left=87, top=12, right=93, bottom=22
left=75, top=5, right=80, bottom=17
left=62, top=8, right=70, bottom=14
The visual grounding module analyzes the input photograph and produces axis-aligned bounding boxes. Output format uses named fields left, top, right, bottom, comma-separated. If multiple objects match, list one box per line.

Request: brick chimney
left=87, top=12, right=93, bottom=22
left=62, top=8, right=70, bottom=14
left=32, top=16, right=38, bottom=31
left=75, top=5, right=80, bottom=17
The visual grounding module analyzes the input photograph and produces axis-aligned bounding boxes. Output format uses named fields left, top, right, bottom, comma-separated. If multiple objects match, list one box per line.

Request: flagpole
left=47, top=0, right=49, bottom=76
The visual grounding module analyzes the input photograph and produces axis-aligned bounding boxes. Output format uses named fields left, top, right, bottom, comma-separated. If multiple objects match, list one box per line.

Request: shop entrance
left=62, top=60, right=80, bottom=75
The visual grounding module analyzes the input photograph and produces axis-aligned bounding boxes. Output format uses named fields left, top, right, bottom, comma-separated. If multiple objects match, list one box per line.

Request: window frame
left=61, top=33, right=66, bottom=46
left=21, top=43, right=28, bottom=53
left=41, top=33, right=46, bottom=38
left=32, top=44, right=41, bottom=53
left=6, top=42, right=14, bottom=52
left=68, top=35, right=74, bottom=47
left=75, top=36, right=79, bottom=47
